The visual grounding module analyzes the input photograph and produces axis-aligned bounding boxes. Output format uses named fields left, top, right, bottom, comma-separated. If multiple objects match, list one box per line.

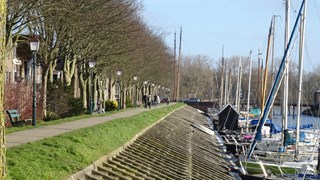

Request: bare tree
left=181, top=55, right=213, bottom=100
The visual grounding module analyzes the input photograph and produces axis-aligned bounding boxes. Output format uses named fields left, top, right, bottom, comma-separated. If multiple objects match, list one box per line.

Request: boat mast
left=295, top=0, right=307, bottom=161
left=176, top=27, right=182, bottom=101
left=257, top=46, right=262, bottom=107
left=282, top=0, right=290, bottom=147
left=247, top=0, right=305, bottom=160
left=271, top=15, right=276, bottom=118
left=236, top=57, right=242, bottom=112
left=173, top=31, right=177, bottom=100
left=261, top=18, right=274, bottom=111
left=246, top=51, right=253, bottom=132
left=224, top=53, right=228, bottom=105
left=219, top=45, right=225, bottom=109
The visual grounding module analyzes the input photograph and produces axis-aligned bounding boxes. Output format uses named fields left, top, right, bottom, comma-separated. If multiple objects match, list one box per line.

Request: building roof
left=218, top=103, right=240, bottom=116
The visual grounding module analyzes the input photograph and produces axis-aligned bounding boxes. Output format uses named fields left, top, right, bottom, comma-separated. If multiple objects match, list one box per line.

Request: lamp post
left=116, top=70, right=122, bottom=111
left=88, top=59, right=96, bottom=114
left=30, top=36, right=39, bottom=126
left=133, top=76, right=138, bottom=107
left=151, top=83, right=154, bottom=96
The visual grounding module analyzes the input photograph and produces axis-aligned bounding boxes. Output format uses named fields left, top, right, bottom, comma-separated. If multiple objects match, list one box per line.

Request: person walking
left=142, top=94, right=148, bottom=108
left=147, top=94, right=152, bottom=109
left=97, top=99, right=102, bottom=113
left=154, top=95, right=157, bottom=106
left=157, top=95, right=161, bottom=107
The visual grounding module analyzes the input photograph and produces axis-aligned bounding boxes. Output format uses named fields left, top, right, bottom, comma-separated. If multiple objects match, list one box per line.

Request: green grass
left=5, top=109, right=123, bottom=134
left=244, top=161, right=297, bottom=175
left=6, top=103, right=184, bottom=180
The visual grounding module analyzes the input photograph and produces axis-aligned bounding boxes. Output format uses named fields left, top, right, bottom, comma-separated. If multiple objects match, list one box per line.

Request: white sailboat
left=239, top=0, right=320, bottom=179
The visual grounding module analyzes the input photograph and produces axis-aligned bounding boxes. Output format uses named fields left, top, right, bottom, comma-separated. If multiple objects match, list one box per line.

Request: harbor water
left=271, top=106, right=320, bottom=129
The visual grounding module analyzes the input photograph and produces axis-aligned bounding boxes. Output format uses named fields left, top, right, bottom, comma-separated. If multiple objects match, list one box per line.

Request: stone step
left=93, top=167, right=129, bottom=180
left=106, top=160, right=156, bottom=180
left=119, top=151, right=187, bottom=179
left=100, top=163, right=144, bottom=180
left=84, top=172, right=103, bottom=180
left=111, top=155, right=167, bottom=179
left=126, top=145, right=188, bottom=172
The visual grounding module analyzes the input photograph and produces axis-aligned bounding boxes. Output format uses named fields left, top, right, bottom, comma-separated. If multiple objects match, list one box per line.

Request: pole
left=224, top=57, right=228, bottom=105
left=89, top=71, right=93, bottom=114
left=176, top=27, right=182, bottom=101
left=271, top=15, right=276, bottom=118
left=134, top=83, right=137, bottom=108
left=257, top=45, right=261, bottom=107
left=246, top=50, right=253, bottom=132
left=282, top=0, right=290, bottom=148
left=219, top=45, right=224, bottom=109
left=117, top=80, right=120, bottom=111
left=32, top=51, right=36, bottom=126
left=173, top=31, right=177, bottom=100
left=261, top=18, right=274, bottom=111
left=295, top=0, right=307, bottom=160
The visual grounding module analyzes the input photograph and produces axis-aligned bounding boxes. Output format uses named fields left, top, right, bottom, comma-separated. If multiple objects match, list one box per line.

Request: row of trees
left=180, top=54, right=320, bottom=108
left=5, top=0, right=175, bottom=118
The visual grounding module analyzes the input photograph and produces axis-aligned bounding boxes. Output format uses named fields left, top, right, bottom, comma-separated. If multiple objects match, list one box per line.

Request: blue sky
left=142, top=0, right=320, bottom=71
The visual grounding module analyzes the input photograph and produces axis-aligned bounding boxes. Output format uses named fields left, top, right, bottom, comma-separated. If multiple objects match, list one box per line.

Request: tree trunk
left=73, top=66, right=80, bottom=98
left=0, top=1, right=6, bottom=178
left=48, top=60, right=56, bottom=83
left=42, top=65, right=49, bottom=118
left=79, top=72, right=88, bottom=109
left=64, top=56, right=76, bottom=86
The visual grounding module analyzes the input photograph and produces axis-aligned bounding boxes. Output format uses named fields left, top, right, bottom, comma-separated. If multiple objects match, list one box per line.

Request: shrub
left=44, top=111, right=60, bottom=121
left=105, top=100, right=118, bottom=111
left=47, top=81, right=85, bottom=119
left=126, top=96, right=133, bottom=108
left=68, top=98, right=85, bottom=116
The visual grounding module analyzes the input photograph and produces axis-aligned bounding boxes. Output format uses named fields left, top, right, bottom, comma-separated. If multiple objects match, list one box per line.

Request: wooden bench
left=6, top=109, right=31, bottom=127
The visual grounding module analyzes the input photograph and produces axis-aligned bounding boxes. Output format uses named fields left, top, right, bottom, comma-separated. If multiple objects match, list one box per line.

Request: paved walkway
left=6, top=107, right=152, bottom=148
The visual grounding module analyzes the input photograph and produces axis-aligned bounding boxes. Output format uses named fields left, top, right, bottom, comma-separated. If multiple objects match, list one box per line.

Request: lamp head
left=116, top=70, right=122, bottom=76
left=30, top=36, right=39, bottom=51
left=88, top=59, right=96, bottom=68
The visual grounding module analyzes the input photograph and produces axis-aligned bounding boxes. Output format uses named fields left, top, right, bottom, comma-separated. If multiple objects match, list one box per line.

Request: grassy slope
left=6, top=104, right=184, bottom=180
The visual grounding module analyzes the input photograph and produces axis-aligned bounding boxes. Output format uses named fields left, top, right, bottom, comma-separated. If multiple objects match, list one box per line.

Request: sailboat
left=239, top=0, right=320, bottom=179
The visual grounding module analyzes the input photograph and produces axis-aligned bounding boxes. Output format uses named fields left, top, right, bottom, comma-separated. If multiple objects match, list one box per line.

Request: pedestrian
left=147, top=94, right=152, bottom=109
left=154, top=95, right=157, bottom=106
left=156, top=95, right=161, bottom=107
left=142, top=94, right=148, bottom=108
left=97, top=99, right=102, bottom=113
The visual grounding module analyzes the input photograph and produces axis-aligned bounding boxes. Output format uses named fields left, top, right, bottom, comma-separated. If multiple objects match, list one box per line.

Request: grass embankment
left=6, top=103, right=184, bottom=180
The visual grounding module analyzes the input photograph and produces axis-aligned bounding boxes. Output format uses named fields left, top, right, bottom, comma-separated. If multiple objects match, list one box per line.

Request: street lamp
left=30, top=36, right=39, bottom=126
left=116, top=70, right=122, bottom=111
left=88, top=59, right=96, bottom=114
left=133, top=76, right=138, bottom=107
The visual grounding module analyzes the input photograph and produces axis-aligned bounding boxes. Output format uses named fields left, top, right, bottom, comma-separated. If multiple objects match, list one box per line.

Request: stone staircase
left=81, top=106, right=238, bottom=180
